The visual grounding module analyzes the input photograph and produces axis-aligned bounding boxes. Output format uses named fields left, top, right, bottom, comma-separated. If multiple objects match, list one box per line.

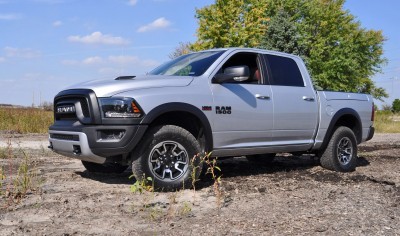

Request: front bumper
left=48, top=124, right=148, bottom=163
left=49, top=130, right=106, bottom=164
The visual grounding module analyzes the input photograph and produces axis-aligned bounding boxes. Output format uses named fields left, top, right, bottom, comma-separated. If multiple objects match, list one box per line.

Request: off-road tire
left=81, top=161, right=129, bottom=174
left=320, top=126, right=358, bottom=172
left=246, top=153, right=276, bottom=164
left=131, top=125, right=202, bottom=191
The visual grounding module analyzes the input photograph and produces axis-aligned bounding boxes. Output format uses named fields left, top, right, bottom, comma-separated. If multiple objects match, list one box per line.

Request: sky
left=0, top=0, right=399, bottom=108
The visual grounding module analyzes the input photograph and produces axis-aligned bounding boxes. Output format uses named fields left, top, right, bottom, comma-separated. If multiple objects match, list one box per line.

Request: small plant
left=130, top=175, right=154, bottom=194
left=0, top=166, right=5, bottom=196
left=180, top=201, right=192, bottom=215
left=0, top=147, right=6, bottom=159
left=1, top=139, right=40, bottom=207
left=190, top=153, right=205, bottom=193
left=166, top=192, right=178, bottom=220
left=147, top=206, right=163, bottom=221
left=13, top=150, right=35, bottom=198
left=201, top=153, right=223, bottom=207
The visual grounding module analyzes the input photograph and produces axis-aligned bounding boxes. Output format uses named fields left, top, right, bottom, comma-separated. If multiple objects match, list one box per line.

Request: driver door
left=211, top=51, right=274, bottom=151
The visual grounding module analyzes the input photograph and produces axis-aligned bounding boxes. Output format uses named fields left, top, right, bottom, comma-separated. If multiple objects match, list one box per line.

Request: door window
left=264, top=54, right=304, bottom=87
left=218, top=52, right=263, bottom=84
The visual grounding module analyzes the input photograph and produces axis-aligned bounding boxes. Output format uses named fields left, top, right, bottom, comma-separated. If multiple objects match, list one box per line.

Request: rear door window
left=264, top=54, right=304, bottom=87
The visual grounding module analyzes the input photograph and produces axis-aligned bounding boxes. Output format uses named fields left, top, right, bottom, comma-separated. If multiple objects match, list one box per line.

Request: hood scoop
left=115, top=76, right=136, bottom=80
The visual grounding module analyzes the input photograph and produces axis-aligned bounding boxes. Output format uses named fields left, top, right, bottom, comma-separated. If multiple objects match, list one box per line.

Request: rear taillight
left=371, top=102, right=375, bottom=121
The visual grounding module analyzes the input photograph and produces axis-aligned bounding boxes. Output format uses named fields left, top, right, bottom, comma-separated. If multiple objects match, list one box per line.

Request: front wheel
left=319, top=126, right=358, bottom=172
left=131, top=125, right=202, bottom=191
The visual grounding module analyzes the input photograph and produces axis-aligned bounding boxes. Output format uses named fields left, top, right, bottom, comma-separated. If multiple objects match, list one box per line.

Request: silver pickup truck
left=49, top=48, right=375, bottom=190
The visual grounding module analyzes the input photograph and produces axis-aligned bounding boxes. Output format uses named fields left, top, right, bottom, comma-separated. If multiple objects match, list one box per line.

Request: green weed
left=129, top=175, right=154, bottom=194
left=205, top=157, right=223, bottom=207
left=180, top=201, right=192, bottom=215
left=13, top=150, right=36, bottom=196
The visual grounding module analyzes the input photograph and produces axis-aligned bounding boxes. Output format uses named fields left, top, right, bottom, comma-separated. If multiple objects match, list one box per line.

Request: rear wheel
left=81, top=161, right=129, bottom=174
left=131, top=125, right=202, bottom=191
left=246, top=153, right=276, bottom=164
left=320, top=126, right=358, bottom=172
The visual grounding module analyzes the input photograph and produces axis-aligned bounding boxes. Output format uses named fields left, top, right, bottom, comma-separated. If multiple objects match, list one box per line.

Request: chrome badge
left=56, top=105, right=76, bottom=114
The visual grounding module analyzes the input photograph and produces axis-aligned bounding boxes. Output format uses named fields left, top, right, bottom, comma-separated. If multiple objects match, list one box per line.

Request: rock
left=315, top=226, right=328, bottom=232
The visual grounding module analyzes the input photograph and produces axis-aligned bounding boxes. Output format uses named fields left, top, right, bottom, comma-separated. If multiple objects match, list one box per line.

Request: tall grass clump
left=374, top=111, right=400, bottom=133
left=0, top=107, right=53, bottom=134
left=1, top=140, right=39, bottom=207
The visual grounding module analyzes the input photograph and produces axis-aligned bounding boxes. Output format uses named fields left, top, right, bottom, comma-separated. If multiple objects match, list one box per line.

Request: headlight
left=99, top=97, right=143, bottom=118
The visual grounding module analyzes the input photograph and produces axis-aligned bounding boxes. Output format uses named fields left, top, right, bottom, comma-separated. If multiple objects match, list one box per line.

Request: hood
left=65, top=75, right=194, bottom=97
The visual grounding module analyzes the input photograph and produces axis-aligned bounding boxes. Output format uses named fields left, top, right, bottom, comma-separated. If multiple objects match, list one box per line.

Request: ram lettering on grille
left=56, top=105, right=76, bottom=114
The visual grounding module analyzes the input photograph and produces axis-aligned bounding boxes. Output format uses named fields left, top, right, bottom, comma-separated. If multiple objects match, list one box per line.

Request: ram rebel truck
left=49, top=48, right=375, bottom=190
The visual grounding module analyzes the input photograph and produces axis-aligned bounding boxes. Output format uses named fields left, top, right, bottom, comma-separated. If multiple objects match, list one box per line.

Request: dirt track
left=0, top=133, right=399, bottom=235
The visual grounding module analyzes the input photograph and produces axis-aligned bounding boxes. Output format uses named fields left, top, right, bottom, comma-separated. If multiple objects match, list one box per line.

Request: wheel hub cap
left=337, top=137, right=353, bottom=165
left=149, top=141, right=189, bottom=181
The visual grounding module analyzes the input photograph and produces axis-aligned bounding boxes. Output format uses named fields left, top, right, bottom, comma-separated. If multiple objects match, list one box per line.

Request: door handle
left=255, top=94, right=270, bottom=100
left=302, top=96, right=315, bottom=101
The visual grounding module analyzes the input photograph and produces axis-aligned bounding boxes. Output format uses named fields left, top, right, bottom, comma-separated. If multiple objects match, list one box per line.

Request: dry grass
left=374, top=111, right=400, bottom=133
left=1, top=139, right=40, bottom=208
left=0, top=108, right=53, bottom=134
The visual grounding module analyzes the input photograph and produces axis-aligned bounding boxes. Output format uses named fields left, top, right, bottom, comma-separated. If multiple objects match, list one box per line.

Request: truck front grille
left=55, top=97, right=90, bottom=121
left=53, top=89, right=101, bottom=125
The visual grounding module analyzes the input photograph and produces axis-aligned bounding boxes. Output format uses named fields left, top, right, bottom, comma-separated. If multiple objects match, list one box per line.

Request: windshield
left=149, top=50, right=225, bottom=76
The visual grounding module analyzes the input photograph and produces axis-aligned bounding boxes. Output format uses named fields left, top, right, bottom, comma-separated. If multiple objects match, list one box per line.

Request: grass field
left=0, top=108, right=53, bottom=134
left=374, top=111, right=400, bottom=133
left=0, top=107, right=399, bottom=134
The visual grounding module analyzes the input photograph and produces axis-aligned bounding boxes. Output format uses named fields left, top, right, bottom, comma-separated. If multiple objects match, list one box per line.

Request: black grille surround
left=54, top=89, right=101, bottom=125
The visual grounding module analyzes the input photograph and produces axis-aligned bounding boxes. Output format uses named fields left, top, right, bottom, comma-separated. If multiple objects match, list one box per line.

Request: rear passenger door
left=263, top=54, right=318, bottom=146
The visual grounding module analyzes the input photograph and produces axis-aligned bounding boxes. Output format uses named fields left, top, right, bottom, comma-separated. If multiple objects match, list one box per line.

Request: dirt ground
left=0, top=133, right=399, bottom=235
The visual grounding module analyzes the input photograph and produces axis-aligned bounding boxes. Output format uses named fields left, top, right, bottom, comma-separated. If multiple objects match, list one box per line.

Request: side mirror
left=212, top=65, right=250, bottom=83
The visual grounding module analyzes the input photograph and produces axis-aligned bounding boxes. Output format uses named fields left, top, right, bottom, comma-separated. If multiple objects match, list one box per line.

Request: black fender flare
left=321, top=108, right=362, bottom=152
left=141, top=102, right=213, bottom=152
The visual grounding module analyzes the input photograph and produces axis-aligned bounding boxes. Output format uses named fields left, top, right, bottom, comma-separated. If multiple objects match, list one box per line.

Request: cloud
left=62, top=55, right=159, bottom=69
left=82, top=56, right=103, bottom=65
left=4, top=47, right=41, bottom=58
left=0, top=13, right=22, bottom=20
left=67, top=31, right=130, bottom=45
left=127, top=0, right=137, bottom=6
left=137, top=17, right=171, bottom=33
left=0, top=57, right=5, bottom=63
left=52, top=20, right=62, bottom=27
